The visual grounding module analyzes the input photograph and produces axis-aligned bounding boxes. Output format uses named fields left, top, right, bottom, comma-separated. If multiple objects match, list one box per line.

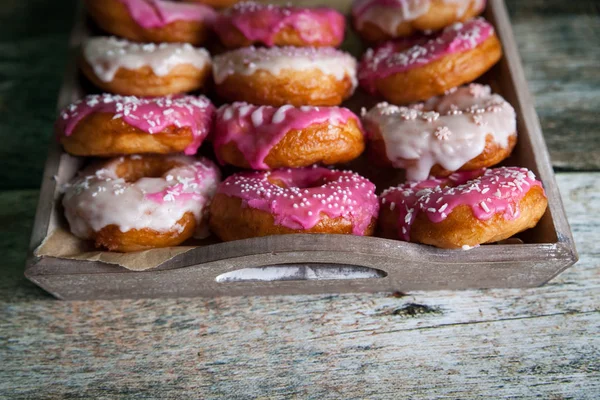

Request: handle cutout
left=216, top=264, right=387, bottom=283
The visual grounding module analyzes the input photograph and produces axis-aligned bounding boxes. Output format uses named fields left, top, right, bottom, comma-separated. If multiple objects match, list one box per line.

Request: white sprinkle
left=480, top=201, right=490, bottom=213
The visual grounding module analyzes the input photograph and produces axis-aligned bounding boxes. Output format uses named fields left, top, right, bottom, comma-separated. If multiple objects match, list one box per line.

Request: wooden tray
left=25, top=0, right=578, bottom=299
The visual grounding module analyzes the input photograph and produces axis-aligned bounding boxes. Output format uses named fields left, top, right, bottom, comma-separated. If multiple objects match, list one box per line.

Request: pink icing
left=379, top=167, right=545, bottom=241
left=56, top=94, right=215, bottom=155
left=119, top=0, right=217, bottom=29
left=145, top=158, right=220, bottom=204
left=358, top=17, right=495, bottom=93
left=213, top=103, right=361, bottom=169
left=217, top=167, right=380, bottom=235
left=214, top=1, right=346, bottom=47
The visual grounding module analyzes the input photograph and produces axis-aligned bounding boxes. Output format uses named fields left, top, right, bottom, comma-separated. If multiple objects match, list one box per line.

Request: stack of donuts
left=56, top=0, right=548, bottom=252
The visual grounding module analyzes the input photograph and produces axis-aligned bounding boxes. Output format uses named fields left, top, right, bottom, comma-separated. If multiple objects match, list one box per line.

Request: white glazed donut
left=352, top=0, right=487, bottom=42
left=362, top=84, right=517, bottom=181
left=81, top=36, right=212, bottom=96
left=63, top=154, right=220, bottom=252
left=212, top=46, right=357, bottom=106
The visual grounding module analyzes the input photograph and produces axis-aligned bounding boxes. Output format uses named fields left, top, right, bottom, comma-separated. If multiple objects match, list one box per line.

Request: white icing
left=363, top=84, right=517, bottom=181
left=212, top=46, right=357, bottom=88
left=63, top=156, right=219, bottom=237
left=353, top=0, right=482, bottom=36
left=83, top=37, right=211, bottom=82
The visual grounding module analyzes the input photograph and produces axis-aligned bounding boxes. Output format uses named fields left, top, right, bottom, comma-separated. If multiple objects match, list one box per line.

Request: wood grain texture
left=506, top=0, right=600, bottom=170
left=1, top=174, right=599, bottom=398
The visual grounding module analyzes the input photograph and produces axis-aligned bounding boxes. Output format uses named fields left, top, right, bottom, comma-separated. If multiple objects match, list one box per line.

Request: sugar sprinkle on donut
left=213, top=46, right=357, bottom=87
left=57, top=94, right=215, bottom=155
left=380, top=167, right=544, bottom=242
left=352, top=0, right=486, bottom=36
left=217, top=167, right=379, bottom=235
left=63, top=155, right=221, bottom=240
left=214, top=102, right=361, bottom=169
left=215, top=1, right=345, bottom=47
left=363, top=84, right=516, bottom=181
left=358, top=18, right=494, bottom=93
left=119, top=0, right=217, bottom=29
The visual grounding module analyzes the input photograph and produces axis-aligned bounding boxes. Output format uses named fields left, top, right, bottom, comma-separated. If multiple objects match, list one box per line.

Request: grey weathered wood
left=506, top=0, right=600, bottom=171
left=24, top=0, right=578, bottom=299
left=1, top=173, right=599, bottom=398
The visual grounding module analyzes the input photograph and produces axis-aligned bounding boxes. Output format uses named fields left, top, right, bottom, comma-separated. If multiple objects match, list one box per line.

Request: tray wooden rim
left=24, top=0, right=578, bottom=297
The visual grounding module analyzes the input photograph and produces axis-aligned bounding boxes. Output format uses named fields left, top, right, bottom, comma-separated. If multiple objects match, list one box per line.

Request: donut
left=214, top=1, right=346, bottom=48
left=209, top=167, right=379, bottom=241
left=213, top=46, right=357, bottom=106
left=81, top=37, right=212, bottom=97
left=213, top=103, right=365, bottom=169
left=182, top=0, right=240, bottom=8
left=85, top=0, right=216, bottom=45
left=358, top=18, right=502, bottom=104
left=63, top=155, right=220, bottom=252
left=56, top=94, right=215, bottom=157
left=378, top=167, right=548, bottom=249
left=352, top=0, right=486, bottom=43
left=362, top=84, right=517, bottom=181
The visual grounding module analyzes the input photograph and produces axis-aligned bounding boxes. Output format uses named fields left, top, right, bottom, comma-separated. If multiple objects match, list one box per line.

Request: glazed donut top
left=358, top=18, right=495, bottom=93
left=362, top=84, right=516, bottom=181
left=215, top=1, right=345, bottom=46
left=212, top=46, right=358, bottom=87
left=83, top=37, right=211, bottom=82
left=56, top=94, right=215, bottom=155
left=63, top=155, right=220, bottom=237
left=214, top=102, right=360, bottom=169
left=218, top=167, right=379, bottom=235
left=119, top=0, right=217, bottom=28
left=352, top=0, right=486, bottom=36
left=380, top=167, right=544, bottom=241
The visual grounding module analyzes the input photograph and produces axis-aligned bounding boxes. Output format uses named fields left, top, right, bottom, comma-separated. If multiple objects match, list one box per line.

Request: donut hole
left=268, top=171, right=332, bottom=190
left=114, top=156, right=184, bottom=183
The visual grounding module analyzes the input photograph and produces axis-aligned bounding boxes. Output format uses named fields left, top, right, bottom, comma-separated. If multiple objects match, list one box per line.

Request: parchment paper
left=34, top=227, right=221, bottom=271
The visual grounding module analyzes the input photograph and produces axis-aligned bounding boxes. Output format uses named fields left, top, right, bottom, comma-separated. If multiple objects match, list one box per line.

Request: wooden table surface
left=1, top=0, right=599, bottom=398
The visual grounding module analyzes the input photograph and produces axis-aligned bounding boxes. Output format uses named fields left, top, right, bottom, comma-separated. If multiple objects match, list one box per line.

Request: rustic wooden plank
left=1, top=173, right=599, bottom=397
left=506, top=0, right=600, bottom=170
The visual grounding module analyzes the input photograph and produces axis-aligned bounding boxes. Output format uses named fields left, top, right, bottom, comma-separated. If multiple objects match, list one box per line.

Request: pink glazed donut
left=213, top=102, right=365, bottom=169
left=352, top=0, right=487, bottom=43
left=210, top=167, right=379, bottom=241
left=85, top=0, right=217, bottom=45
left=56, top=94, right=215, bottom=156
left=378, top=167, right=548, bottom=249
left=214, top=1, right=346, bottom=48
left=63, top=155, right=221, bottom=252
left=358, top=18, right=503, bottom=104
